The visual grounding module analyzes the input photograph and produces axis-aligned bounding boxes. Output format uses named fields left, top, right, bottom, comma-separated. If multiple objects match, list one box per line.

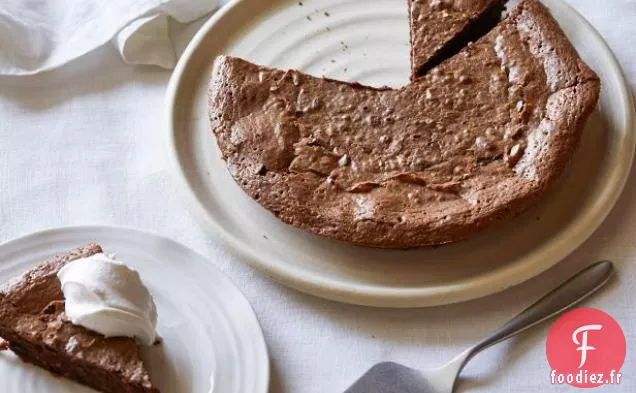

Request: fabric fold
left=0, top=0, right=219, bottom=75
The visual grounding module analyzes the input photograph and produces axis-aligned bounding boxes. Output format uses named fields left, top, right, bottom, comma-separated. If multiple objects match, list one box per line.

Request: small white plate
left=166, top=0, right=635, bottom=307
left=0, top=226, right=269, bottom=393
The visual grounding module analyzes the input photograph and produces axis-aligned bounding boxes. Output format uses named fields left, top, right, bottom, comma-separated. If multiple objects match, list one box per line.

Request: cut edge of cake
left=408, top=0, right=508, bottom=80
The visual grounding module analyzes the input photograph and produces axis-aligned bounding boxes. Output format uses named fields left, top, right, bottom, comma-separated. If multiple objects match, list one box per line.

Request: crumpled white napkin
left=0, top=0, right=219, bottom=75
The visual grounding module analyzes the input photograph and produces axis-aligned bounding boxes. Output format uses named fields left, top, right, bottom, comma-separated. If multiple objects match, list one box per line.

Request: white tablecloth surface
left=0, top=1, right=634, bottom=392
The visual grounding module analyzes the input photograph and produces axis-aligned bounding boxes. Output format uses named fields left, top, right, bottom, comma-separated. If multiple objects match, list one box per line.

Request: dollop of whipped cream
left=57, top=254, right=158, bottom=346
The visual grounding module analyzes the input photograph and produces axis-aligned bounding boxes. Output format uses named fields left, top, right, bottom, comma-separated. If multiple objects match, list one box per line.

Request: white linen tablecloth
left=0, top=1, right=634, bottom=392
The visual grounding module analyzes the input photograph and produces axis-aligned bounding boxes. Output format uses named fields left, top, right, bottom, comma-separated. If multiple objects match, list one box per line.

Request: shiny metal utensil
left=344, top=261, right=614, bottom=393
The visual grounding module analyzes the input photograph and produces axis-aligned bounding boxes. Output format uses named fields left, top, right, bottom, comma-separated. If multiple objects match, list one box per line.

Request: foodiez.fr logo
left=546, top=308, right=626, bottom=388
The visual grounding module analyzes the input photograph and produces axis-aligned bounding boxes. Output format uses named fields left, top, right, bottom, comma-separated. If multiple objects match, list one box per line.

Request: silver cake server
left=344, top=260, right=614, bottom=393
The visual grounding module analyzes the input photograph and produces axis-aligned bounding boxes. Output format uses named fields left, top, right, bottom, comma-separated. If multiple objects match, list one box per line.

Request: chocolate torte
left=0, top=244, right=159, bottom=393
left=208, top=0, right=600, bottom=248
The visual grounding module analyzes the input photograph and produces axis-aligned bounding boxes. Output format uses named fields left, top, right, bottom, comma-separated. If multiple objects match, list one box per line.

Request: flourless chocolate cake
left=208, top=0, right=600, bottom=248
left=0, top=244, right=159, bottom=393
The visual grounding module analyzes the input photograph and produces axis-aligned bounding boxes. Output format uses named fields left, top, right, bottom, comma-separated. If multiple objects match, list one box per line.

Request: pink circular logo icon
left=546, top=308, right=626, bottom=388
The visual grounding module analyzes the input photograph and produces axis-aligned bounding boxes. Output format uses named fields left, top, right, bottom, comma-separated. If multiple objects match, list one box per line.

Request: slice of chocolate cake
left=0, top=244, right=159, bottom=393
left=208, top=0, right=600, bottom=248
left=408, top=0, right=507, bottom=79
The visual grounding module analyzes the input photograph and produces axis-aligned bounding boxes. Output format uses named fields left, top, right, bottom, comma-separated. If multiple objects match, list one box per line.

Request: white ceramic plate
left=0, top=226, right=269, bottom=393
left=166, top=0, right=635, bottom=307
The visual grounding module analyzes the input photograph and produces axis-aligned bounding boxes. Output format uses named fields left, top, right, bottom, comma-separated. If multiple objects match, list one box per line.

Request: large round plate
left=166, top=0, right=635, bottom=307
left=0, top=226, right=269, bottom=393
